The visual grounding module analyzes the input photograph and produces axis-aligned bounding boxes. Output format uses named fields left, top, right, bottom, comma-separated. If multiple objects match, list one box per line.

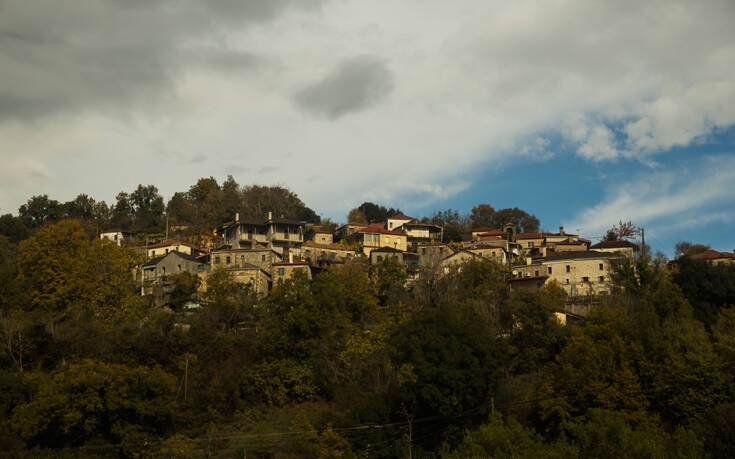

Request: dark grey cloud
left=0, top=0, right=320, bottom=123
left=293, top=56, right=394, bottom=120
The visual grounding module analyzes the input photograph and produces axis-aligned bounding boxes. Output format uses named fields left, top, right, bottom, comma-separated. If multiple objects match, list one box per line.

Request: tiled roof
left=147, top=239, right=204, bottom=251
left=590, top=240, right=639, bottom=249
left=555, top=238, right=587, bottom=246
left=143, top=250, right=202, bottom=267
left=389, top=214, right=415, bottom=220
left=359, top=224, right=405, bottom=236
left=478, top=230, right=506, bottom=236
left=690, top=249, right=735, bottom=260
left=468, top=244, right=506, bottom=251
left=313, top=228, right=333, bottom=234
left=371, top=246, right=404, bottom=253
left=543, top=250, right=621, bottom=261
left=471, top=227, right=498, bottom=233
left=517, top=233, right=552, bottom=239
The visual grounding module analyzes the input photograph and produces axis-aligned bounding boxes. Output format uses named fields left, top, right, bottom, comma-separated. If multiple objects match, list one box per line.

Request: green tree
left=240, top=359, right=318, bottom=407
left=389, top=302, right=504, bottom=447
left=347, top=208, right=368, bottom=224
left=0, top=214, right=30, bottom=243
left=357, top=202, right=401, bottom=223
left=492, top=207, right=540, bottom=233
left=130, top=184, right=165, bottom=232
left=200, top=267, right=256, bottom=332
left=18, top=195, right=64, bottom=228
left=445, top=413, right=576, bottom=458
left=11, top=360, right=176, bottom=451
left=470, top=203, right=496, bottom=228
left=14, top=220, right=140, bottom=328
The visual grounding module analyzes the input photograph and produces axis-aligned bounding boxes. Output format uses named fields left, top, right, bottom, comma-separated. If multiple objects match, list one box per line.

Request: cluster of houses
left=101, top=211, right=653, bottom=302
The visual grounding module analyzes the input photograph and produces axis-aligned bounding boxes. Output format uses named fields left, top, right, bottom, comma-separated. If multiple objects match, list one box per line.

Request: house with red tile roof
left=689, top=249, right=735, bottom=265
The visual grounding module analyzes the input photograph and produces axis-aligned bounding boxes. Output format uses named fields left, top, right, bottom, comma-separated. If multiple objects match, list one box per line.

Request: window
left=565, top=278, right=569, bottom=284
left=214, top=256, right=220, bottom=264
left=262, top=254, right=266, bottom=262
left=548, top=266, right=552, bottom=274
left=582, top=276, right=589, bottom=283
left=422, top=248, right=427, bottom=254
left=165, top=248, right=169, bottom=254
left=599, top=276, right=605, bottom=282
left=330, top=252, right=336, bottom=261
left=528, top=242, right=534, bottom=248
left=535, top=270, right=539, bottom=276
left=226, top=256, right=231, bottom=264
left=151, top=251, right=156, bottom=256
left=240, top=255, right=245, bottom=263
left=278, top=268, right=285, bottom=276
left=566, top=265, right=571, bottom=273
left=377, top=255, right=383, bottom=262
left=599, top=263, right=604, bottom=270
left=177, top=264, right=182, bottom=272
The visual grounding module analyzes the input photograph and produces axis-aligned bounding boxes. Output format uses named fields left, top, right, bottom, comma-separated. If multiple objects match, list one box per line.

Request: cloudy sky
left=1, top=0, right=734, bottom=255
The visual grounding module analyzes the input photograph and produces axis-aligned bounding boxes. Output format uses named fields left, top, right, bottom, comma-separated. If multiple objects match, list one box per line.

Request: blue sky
left=0, top=1, right=733, bottom=258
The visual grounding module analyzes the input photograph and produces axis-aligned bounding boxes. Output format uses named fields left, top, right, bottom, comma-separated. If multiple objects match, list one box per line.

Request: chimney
left=268, top=211, right=273, bottom=221
left=559, top=226, right=564, bottom=235
left=289, top=252, right=293, bottom=263
left=526, top=257, right=532, bottom=265
left=235, top=212, right=239, bottom=222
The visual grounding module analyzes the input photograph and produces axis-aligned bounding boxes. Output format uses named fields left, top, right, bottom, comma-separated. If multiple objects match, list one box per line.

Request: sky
left=1, top=0, right=734, bottom=256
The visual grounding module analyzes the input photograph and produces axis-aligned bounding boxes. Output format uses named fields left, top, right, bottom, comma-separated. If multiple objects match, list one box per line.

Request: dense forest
left=1, top=182, right=734, bottom=457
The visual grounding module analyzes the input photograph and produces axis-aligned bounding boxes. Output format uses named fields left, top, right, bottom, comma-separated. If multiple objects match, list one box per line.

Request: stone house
left=439, top=249, right=482, bottom=273
left=513, top=251, right=622, bottom=296
left=417, top=241, right=455, bottom=266
left=466, top=244, right=508, bottom=265
left=302, top=240, right=357, bottom=265
left=146, top=239, right=206, bottom=259
left=590, top=240, right=639, bottom=258
left=334, top=222, right=368, bottom=241
left=354, top=223, right=408, bottom=255
left=139, top=250, right=206, bottom=295
left=312, top=229, right=334, bottom=245
left=217, top=212, right=305, bottom=256
left=689, top=249, right=735, bottom=266
left=210, top=246, right=283, bottom=276
left=272, top=257, right=312, bottom=284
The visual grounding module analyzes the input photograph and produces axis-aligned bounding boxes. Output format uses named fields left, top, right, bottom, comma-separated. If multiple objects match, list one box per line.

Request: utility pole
left=165, top=215, right=169, bottom=240
left=641, top=227, right=645, bottom=256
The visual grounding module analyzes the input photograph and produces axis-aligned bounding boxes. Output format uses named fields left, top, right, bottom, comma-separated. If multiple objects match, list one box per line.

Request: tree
left=347, top=208, right=368, bottom=224
left=605, top=220, right=639, bottom=241
left=11, top=360, right=176, bottom=451
left=0, top=214, right=29, bottom=243
left=357, top=202, right=401, bottom=223
left=111, top=192, right=134, bottom=230
left=674, top=241, right=710, bottom=258
left=492, top=207, right=540, bottom=233
left=200, top=267, right=256, bottom=332
left=18, top=195, right=63, bottom=228
left=13, top=220, right=140, bottom=327
left=129, top=184, right=165, bottom=232
left=390, top=302, right=504, bottom=447
left=671, top=257, right=735, bottom=326
left=470, top=204, right=496, bottom=228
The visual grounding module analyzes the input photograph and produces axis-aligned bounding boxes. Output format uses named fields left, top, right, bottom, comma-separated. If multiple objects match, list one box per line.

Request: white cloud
left=0, top=0, right=734, bottom=217
left=564, top=156, right=735, bottom=238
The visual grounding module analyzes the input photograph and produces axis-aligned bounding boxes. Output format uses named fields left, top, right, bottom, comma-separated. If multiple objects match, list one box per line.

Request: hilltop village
left=100, top=211, right=658, bottom=317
